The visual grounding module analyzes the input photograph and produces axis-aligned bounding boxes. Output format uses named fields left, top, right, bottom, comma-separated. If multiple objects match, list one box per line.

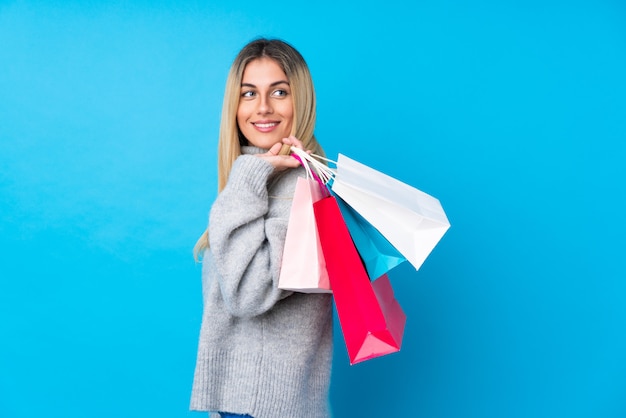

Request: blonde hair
left=194, top=38, right=324, bottom=259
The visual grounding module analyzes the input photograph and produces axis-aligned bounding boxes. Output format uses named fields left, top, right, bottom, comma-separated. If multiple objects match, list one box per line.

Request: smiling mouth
left=253, top=122, right=278, bottom=128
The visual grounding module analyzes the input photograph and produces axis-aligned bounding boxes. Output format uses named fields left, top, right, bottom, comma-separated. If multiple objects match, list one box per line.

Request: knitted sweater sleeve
left=207, top=154, right=292, bottom=318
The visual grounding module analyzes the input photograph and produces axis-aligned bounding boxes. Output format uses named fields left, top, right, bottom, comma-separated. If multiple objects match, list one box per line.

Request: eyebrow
left=241, top=80, right=290, bottom=88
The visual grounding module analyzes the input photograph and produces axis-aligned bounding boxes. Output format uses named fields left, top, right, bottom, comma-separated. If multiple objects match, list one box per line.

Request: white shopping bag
left=330, top=154, right=450, bottom=271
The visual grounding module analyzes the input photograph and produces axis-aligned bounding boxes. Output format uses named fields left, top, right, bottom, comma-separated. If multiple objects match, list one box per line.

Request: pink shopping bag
left=313, top=195, right=406, bottom=364
left=278, top=177, right=331, bottom=293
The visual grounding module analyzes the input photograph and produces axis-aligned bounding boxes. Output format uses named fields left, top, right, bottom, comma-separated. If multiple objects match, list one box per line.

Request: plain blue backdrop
left=1, top=1, right=625, bottom=417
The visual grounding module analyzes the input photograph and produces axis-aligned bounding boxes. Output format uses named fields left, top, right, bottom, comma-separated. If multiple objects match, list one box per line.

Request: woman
left=190, top=38, right=333, bottom=418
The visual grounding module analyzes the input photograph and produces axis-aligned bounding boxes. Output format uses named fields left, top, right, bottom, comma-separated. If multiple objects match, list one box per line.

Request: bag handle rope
left=287, top=146, right=336, bottom=184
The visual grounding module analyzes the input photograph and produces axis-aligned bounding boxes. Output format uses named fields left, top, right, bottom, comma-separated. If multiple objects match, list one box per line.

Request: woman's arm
left=208, top=154, right=293, bottom=318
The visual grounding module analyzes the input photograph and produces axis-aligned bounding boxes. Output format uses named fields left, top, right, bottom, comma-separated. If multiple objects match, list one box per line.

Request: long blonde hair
left=194, top=38, right=324, bottom=259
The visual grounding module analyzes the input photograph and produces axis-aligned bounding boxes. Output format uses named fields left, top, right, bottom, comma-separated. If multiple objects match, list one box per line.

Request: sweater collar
left=241, top=145, right=267, bottom=155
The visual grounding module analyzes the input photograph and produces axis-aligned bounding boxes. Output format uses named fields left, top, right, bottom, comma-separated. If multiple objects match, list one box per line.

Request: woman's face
left=237, top=57, right=294, bottom=149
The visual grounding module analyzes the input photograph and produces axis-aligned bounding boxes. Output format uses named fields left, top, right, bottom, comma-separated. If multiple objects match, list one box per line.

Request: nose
left=257, top=95, right=273, bottom=114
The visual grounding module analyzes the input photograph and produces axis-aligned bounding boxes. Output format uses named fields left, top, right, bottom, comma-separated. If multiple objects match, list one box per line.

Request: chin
left=247, top=138, right=282, bottom=150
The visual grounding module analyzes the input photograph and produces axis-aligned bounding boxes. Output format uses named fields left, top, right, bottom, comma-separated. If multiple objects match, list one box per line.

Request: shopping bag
left=331, top=154, right=450, bottom=271
left=313, top=195, right=406, bottom=364
left=278, top=177, right=331, bottom=293
left=334, top=192, right=407, bottom=280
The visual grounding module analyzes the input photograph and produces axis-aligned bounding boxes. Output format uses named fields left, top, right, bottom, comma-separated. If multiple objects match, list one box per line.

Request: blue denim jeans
left=219, top=413, right=253, bottom=418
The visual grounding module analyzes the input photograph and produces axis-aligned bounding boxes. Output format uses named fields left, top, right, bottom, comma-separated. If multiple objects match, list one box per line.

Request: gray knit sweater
left=190, top=146, right=333, bottom=418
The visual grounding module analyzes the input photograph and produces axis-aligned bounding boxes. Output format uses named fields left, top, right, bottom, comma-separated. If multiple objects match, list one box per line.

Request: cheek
left=282, top=103, right=294, bottom=124
left=236, top=106, right=245, bottom=122
left=236, top=106, right=248, bottom=128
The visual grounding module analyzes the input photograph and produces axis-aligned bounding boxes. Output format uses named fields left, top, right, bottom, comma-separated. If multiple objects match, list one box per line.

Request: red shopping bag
left=278, top=177, right=331, bottom=293
left=313, top=195, right=406, bottom=364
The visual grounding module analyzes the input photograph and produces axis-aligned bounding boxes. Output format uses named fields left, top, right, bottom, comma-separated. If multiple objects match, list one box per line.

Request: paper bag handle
left=276, top=144, right=336, bottom=189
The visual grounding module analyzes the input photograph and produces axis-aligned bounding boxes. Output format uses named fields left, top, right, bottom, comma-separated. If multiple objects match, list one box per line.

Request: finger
left=281, top=155, right=303, bottom=168
left=268, top=142, right=283, bottom=156
left=290, top=135, right=304, bottom=148
left=282, top=135, right=304, bottom=149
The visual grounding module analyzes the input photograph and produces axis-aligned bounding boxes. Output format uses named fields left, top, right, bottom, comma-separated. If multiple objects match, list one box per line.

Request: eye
left=241, top=90, right=255, bottom=98
left=272, top=89, right=289, bottom=97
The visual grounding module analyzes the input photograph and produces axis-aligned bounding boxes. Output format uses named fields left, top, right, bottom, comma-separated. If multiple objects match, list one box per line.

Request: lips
left=252, top=121, right=279, bottom=132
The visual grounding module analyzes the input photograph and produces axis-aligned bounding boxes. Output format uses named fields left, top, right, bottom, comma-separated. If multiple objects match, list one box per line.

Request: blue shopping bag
left=333, top=191, right=407, bottom=280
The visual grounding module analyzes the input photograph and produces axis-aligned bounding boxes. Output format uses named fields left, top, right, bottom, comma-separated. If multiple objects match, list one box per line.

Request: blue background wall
left=1, top=1, right=625, bottom=417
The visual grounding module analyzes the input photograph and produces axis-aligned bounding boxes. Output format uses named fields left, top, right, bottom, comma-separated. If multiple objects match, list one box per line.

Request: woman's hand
left=256, top=135, right=306, bottom=171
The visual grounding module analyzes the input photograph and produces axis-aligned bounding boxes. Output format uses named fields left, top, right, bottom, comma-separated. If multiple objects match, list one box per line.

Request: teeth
left=254, top=122, right=276, bottom=128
